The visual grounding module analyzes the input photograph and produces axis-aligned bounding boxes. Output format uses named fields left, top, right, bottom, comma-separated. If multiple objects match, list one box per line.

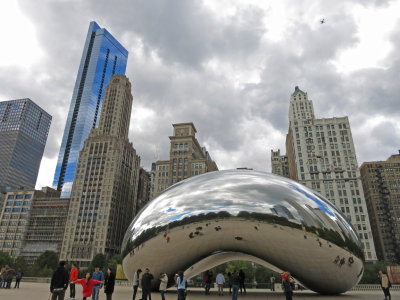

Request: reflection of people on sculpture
left=216, top=272, right=225, bottom=295
left=204, top=271, right=212, bottom=295
left=227, top=272, right=232, bottom=294
left=239, top=270, right=246, bottom=294
left=339, top=257, right=345, bottom=267
left=378, top=270, right=391, bottom=300
left=348, top=257, right=354, bottom=266
left=281, top=272, right=295, bottom=300
left=270, top=274, right=276, bottom=291
left=333, top=255, right=340, bottom=264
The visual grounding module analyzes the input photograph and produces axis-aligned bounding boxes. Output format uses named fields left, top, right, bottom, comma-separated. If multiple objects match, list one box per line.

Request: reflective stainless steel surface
left=122, top=170, right=364, bottom=294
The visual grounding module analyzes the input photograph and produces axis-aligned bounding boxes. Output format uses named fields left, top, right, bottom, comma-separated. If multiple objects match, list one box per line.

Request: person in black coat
left=50, top=261, right=69, bottom=300
left=239, top=269, right=246, bottom=294
left=141, top=268, right=154, bottom=300
left=104, top=268, right=116, bottom=300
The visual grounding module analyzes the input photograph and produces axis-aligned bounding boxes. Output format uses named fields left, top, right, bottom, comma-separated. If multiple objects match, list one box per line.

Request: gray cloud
left=3, top=0, right=399, bottom=185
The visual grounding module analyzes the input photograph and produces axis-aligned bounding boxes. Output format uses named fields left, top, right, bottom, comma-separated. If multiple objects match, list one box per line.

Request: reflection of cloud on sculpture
left=122, top=170, right=364, bottom=294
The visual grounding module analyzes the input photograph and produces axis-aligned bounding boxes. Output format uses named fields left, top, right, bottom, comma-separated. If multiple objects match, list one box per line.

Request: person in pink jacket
left=72, top=272, right=103, bottom=300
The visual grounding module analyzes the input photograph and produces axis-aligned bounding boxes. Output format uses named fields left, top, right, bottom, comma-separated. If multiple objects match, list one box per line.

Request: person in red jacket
left=72, top=272, right=103, bottom=300
left=69, top=263, right=78, bottom=299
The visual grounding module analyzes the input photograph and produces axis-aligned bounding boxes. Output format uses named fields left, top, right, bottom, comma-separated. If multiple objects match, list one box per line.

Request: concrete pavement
left=0, top=282, right=397, bottom=300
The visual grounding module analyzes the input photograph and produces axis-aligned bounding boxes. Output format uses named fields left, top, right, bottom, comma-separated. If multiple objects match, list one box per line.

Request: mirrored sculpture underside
left=122, top=170, right=364, bottom=294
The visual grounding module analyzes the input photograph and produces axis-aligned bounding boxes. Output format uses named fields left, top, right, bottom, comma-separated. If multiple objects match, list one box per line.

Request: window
left=7, top=195, right=14, bottom=199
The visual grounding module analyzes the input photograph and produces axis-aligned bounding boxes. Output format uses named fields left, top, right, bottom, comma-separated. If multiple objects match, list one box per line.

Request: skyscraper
left=271, top=86, right=377, bottom=261
left=153, top=123, right=218, bottom=198
left=0, top=99, right=52, bottom=192
left=360, top=153, right=400, bottom=262
left=53, top=21, right=128, bottom=198
left=60, top=75, right=140, bottom=265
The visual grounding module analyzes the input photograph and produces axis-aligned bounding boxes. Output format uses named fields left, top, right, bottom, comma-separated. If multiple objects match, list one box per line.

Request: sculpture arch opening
left=122, top=170, right=364, bottom=294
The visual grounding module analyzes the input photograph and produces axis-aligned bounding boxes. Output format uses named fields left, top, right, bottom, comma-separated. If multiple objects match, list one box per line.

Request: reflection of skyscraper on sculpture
left=271, top=86, right=377, bottom=261
left=53, top=21, right=128, bottom=198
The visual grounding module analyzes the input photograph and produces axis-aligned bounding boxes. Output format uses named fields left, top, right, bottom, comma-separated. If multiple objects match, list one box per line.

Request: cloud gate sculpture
left=122, top=170, right=364, bottom=294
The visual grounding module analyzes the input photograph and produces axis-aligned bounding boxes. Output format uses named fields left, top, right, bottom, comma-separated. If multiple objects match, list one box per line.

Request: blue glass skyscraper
left=53, top=21, right=128, bottom=197
left=0, top=99, right=52, bottom=192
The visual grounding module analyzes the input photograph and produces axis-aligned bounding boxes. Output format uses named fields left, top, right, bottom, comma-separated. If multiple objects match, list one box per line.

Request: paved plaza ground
left=0, top=282, right=398, bottom=300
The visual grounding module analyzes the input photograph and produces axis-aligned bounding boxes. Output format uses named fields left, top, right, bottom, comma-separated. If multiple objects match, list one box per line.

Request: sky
left=0, top=0, right=399, bottom=189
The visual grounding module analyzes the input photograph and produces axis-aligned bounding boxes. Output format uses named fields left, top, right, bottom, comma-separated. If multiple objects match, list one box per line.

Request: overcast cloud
left=0, top=0, right=399, bottom=188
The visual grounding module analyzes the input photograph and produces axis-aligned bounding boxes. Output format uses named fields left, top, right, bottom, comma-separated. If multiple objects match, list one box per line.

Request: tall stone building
left=0, top=187, right=60, bottom=256
left=153, top=123, right=218, bottom=198
left=271, top=86, right=377, bottom=261
left=21, top=194, right=69, bottom=264
left=60, top=75, right=140, bottom=266
left=360, top=153, right=400, bottom=262
left=136, top=168, right=151, bottom=213
left=271, top=149, right=289, bottom=178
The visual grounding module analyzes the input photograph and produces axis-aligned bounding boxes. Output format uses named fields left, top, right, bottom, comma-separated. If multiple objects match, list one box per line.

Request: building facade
left=0, top=99, right=52, bottom=193
left=271, top=149, right=289, bottom=178
left=360, top=153, right=400, bottom=262
left=272, top=86, right=377, bottom=261
left=21, top=194, right=69, bottom=264
left=60, top=75, right=140, bottom=266
left=53, top=21, right=128, bottom=198
left=0, top=187, right=60, bottom=256
left=153, top=123, right=218, bottom=197
left=136, top=168, right=151, bottom=214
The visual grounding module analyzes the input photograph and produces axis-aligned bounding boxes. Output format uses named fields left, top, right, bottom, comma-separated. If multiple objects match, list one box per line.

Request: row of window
left=7, top=194, right=32, bottom=199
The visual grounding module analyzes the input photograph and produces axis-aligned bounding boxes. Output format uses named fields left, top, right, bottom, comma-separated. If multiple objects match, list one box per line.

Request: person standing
left=141, top=268, right=154, bottom=300
left=216, top=272, right=225, bottom=296
left=72, top=273, right=103, bottom=300
left=238, top=270, right=246, bottom=294
left=227, top=272, right=232, bottom=294
left=91, top=266, right=104, bottom=300
left=5, top=266, right=15, bottom=289
left=281, top=272, right=294, bottom=300
left=50, top=261, right=69, bottom=300
left=69, top=263, right=78, bottom=299
left=175, top=271, right=187, bottom=300
left=231, top=270, right=240, bottom=300
left=132, top=269, right=142, bottom=300
left=204, top=270, right=212, bottom=295
left=14, top=268, right=23, bottom=288
left=269, top=274, right=276, bottom=291
left=0, top=266, right=6, bottom=288
left=378, top=270, right=391, bottom=300
left=104, top=268, right=115, bottom=300
left=159, top=273, right=168, bottom=300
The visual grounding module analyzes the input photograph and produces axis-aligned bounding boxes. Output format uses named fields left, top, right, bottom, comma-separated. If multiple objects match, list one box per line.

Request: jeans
left=284, top=291, right=293, bottom=300
left=218, top=284, right=223, bottom=295
left=205, top=282, right=211, bottom=294
left=142, top=288, right=152, bottom=300
left=178, top=289, right=186, bottom=300
left=51, top=289, right=66, bottom=300
left=232, top=285, right=239, bottom=300
left=92, top=286, right=100, bottom=300
left=270, top=282, right=275, bottom=291
left=160, top=290, right=165, bottom=300
left=69, top=283, right=75, bottom=298
left=239, top=282, right=246, bottom=294
left=15, top=278, right=21, bottom=288
left=132, top=285, right=138, bottom=300
left=106, top=293, right=113, bottom=300
left=382, top=287, right=391, bottom=300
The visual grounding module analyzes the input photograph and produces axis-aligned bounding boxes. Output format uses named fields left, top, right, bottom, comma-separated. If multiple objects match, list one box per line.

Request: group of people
left=50, top=261, right=115, bottom=300
left=203, top=269, right=247, bottom=296
left=132, top=268, right=188, bottom=300
left=0, top=265, right=23, bottom=289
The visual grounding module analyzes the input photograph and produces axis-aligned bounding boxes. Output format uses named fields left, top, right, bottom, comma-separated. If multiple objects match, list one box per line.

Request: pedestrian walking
left=281, top=272, right=295, bottom=300
left=104, top=268, right=115, bottom=300
left=159, top=273, right=168, bottom=300
left=69, top=263, right=78, bottom=299
left=378, top=270, right=391, bottom=300
left=238, top=270, right=246, bottom=294
left=14, top=268, right=23, bottom=288
left=141, top=268, right=154, bottom=300
left=72, top=273, right=103, bottom=300
left=91, top=266, right=104, bottom=300
left=204, top=270, right=212, bottom=295
left=175, top=271, right=187, bottom=300
left=269, top=274, right=276, bottom=291
left=231, top=270, right=240, bottom=300
left=132, top=269, right=142, bottom=300
left=50, top=261, right=69, bottom=300
left=216, top=272, right=225, bottom=295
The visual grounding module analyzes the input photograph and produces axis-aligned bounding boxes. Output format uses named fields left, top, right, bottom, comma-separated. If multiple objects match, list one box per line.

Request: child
left=72, top=272, right=103, bottom=300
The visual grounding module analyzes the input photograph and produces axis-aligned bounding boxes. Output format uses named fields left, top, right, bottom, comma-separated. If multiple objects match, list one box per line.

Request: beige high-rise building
left=153, top=123, right=218, bottom=197
left=60, top=75, right=140, bottom=266
left=136, top=168, right=151, bottom=213
left=271, top=149, right=289, bottom=178
left=360, top=153, right=400, bottom=263
left=271, top=86, right=377, bottom=261
left=0, top=187, right=60, bottom=256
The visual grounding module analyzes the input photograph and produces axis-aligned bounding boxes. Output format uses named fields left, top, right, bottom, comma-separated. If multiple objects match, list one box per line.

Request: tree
left=89, top=253, right=107, bottom=273
left=359, top=261, right=392, bottom=284
left=0, top=251, right=13, bottom=267
left=35, top=251, right=59, bottom=270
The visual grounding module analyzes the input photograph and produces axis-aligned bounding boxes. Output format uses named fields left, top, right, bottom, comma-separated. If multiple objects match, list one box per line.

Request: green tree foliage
left=89, top=253, right=107, bottom=273
left=0, top=251, right=13, bottom=267
left=359, top=261, right=392, bottom=284
left=35, top=251, right=59, bottom=270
